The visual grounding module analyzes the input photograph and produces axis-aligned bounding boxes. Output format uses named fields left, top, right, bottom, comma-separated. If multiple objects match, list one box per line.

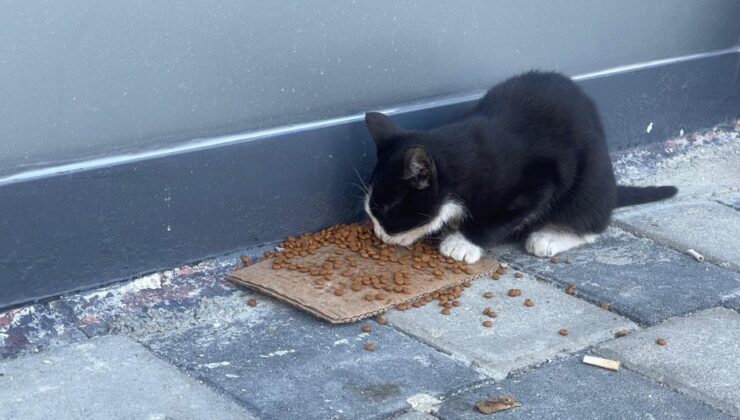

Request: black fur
left=365, top=71, right=677, bottom=250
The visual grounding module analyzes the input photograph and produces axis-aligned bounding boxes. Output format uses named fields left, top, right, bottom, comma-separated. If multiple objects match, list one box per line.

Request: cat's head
left=363, top=112, right=460, bottom=246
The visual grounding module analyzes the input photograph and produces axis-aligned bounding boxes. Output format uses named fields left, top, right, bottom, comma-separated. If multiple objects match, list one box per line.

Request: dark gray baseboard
left=1, top=50, right=738, bottom=310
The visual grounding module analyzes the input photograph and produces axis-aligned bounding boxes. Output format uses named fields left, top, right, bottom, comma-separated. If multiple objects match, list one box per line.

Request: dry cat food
left=362, top=324, right=372, bottom=333
left=483, top=292, right=494, bottom=299
left=476, top=397, right=521, bottom=414
left=559, top=328, right=569, bottom=336
left=247, top=298, right=257, bottom=307
left=615, top=330, right=629, bottom=338
left=524, top=298, right=535, bottom=307
left=656, top=338, right=667, bottom=346
left=514, top=272, right=524, bottom=278
left=507, top=289, right=522, bottom=297
left=600, top=303, right=609, bottom=310
left=550, top=257, right=560, bottom=264
left=240, top=255, right=251, bottom=266
left=482, top=320, right=493, bottom=328
left=365, top=343, right=375, bottom=351
left=376, top=317, right=387, bottom=325
left=259, top=222, right=490, bottom=314
left=483, top=307, right=497, bottom=318
left=566, top=284, right=576, bottom=295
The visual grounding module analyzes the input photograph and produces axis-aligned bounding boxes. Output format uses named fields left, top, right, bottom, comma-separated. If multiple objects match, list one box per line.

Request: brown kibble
left=600, top=303, right=609, bottom=310
left=550, top=257, right=560, bottom=264
left=483, top=292, right=494, bottom=299
left=485, top=310, right=497, bottom=318
left=351, top=284, right=362, bottom=291
left=491, top=273, right=501, bottom=280
left=441, top=308, right=451, bottom=316
left=656, top=338, right=667, bottom=346
left=616, top=330, right=629, bottom=338
left=375, top=293, right=386, bottom=301
left=413, top=264, right=422, bottom=269
left=514, top=272, right=524, bottom=278
left=314, top=279, right=325, bottom=286
left=361, top=324, right=372, bottom=333
left=559, top=328, right=569, bottom=336
left=462, top=281, right=472, bottom=288
left=524, top=298, right=534, bottom=307
left=364, top=294, right=374, bottom=301
left=334, top=288, right=344, bottom=296
left=566, top=284, right=576, bottom=295
left=464, top=267, right=474, bottom=275
left=376, top=316, right=387, bottom=325
left=247, top=298, right=257, bottom=307
left=365, top=343, right=375, bottom=351
left=452, top=300, right=461, bottom=307
left=482, top=320, right=493, bottom=328
left=240, top=255, right=251, bottom=266
left=507, top=289, right=522, bottom=297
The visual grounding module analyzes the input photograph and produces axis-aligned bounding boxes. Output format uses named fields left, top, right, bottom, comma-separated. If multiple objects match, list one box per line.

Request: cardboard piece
left=228, top=243, right=499, bottom=324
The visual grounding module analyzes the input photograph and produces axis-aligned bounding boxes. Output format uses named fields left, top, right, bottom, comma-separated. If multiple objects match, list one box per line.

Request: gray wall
left=1, top=0, right=739, bottom=176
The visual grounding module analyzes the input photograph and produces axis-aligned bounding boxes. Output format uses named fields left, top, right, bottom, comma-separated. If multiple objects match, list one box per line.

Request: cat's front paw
left=440, top=232, right=483, bottom=264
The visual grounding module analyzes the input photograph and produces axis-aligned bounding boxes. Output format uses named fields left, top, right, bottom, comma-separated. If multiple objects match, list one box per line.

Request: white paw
left=440, top=232, right=483, bottom=264
left=525, top=227, right=597, bottom=257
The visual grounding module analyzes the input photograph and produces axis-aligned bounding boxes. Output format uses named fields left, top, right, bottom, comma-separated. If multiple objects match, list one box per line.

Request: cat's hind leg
left=440, top=232, right=484, bottom=264
left=525, top=225, right=598, bottom=257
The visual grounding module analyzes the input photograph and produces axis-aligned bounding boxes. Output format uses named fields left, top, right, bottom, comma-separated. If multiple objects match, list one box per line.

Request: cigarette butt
left=582, top=355, right=620, bottom=371
left=687, top=249, right=704, bottom=262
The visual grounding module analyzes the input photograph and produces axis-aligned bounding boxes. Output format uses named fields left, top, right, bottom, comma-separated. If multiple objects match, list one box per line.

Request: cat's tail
left=616, top=185, right=678, bottom=207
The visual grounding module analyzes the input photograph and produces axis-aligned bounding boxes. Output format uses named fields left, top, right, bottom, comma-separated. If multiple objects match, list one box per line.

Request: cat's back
left=475, top=70, right=603, bottom=147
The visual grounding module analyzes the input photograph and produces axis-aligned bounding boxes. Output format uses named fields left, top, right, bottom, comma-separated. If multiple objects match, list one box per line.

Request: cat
left=363, top=70, right=677, bottom=263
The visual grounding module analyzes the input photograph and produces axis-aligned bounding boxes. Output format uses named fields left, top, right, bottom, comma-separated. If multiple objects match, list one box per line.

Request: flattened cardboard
left=228, top=243, right=499, bottom=324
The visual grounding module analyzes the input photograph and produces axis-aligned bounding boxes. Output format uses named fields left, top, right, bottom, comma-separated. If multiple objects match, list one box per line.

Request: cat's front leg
left=439, top=231, right=484, bottom=264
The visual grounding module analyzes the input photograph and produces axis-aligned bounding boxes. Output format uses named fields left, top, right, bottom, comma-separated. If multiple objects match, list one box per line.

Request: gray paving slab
left=141, top=300, right=483, bottom=420
left=495, top=227, right=740, bottom=326
left=0, top=335, right=254, bottom=420
left=386, top=270, right=636, bottom=380
left=437, top=354, right=732, bottom=419
left=722, top=294, right=740, bottom=311
left=598, top=307, right=740, bottom=417
left=615, top=200, right=740, bottom=271
left=714, top=192, right=740, bottom=211
left=394, top=411, right=438, bottom=420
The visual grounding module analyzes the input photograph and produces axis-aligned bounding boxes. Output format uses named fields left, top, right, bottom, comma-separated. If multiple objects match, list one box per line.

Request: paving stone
left=615, top=201, right=740, bottom=271
left=714, top=192, right=740, bottom=211
left=142, top=301, right=483, bottom=420
left=0, top=335, right=254, bottom=420
left=722, top=293, right=740, bottom=311
left=598, top=307, right=740, bottom=417
left=0, top=300, right=86, bottom=359
left=386, top=270, right=635, bottom=380
left=437, top=353, right=732, bottom=419
left=495, top=228, right=740, bottom=326
left=394, top=410, right=438, bottom=420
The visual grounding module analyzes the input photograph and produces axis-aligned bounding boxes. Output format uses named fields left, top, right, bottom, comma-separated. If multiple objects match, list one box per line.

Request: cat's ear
left=365, top=112, right=402, bottom=147
left=403, top=146, right=436, bottom=190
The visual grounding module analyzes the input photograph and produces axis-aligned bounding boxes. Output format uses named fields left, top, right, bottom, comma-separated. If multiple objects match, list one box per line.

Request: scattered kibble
left=566, top=284, right=576, bottom=295
left=514, top=272, right=524, bottom=278
left=616, top=330, right=629, bottom=338
left=247, top=298, right=257, bottom=307
left=376, top=316, right=387, bottom=325
left=240, top=255, right=251, bottom=266
left=441, top=308, right=451, bottom=316
left=600, top=303, right=609, bottom=310
left=550, top=257, right=560, bottom=264
left=334, top=288, right=344, bottom=296
left=362, top=324, right=372, bottom=333
left=483, top=292, right=494, bottom=299
left=365, top=343, right=375, bottom=351
left=452, top=300, right=461, bottom=307
left=524, top=299, right=535, bottom=307
left=656, top=338, right=667, bottom=346
left=559, top=328, right=569, bottom=336
left=507, top=289, right=522, bottom=297
left=482, top=320, right=493, bottom=328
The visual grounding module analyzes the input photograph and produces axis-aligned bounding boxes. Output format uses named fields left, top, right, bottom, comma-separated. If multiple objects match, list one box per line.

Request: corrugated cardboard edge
left=227, top=258, right=500, bottom=324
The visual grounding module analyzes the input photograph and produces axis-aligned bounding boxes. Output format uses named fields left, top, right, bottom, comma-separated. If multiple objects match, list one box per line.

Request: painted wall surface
left=1, top=0, right=739, bottom=176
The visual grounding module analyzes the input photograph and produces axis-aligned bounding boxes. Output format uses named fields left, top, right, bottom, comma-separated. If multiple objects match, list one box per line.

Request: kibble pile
left=261, top=222, right=485, bottom=313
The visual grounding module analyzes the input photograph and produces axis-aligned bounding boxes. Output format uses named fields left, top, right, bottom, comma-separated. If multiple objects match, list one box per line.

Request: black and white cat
left=363, top=71, right=676, bottom=263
